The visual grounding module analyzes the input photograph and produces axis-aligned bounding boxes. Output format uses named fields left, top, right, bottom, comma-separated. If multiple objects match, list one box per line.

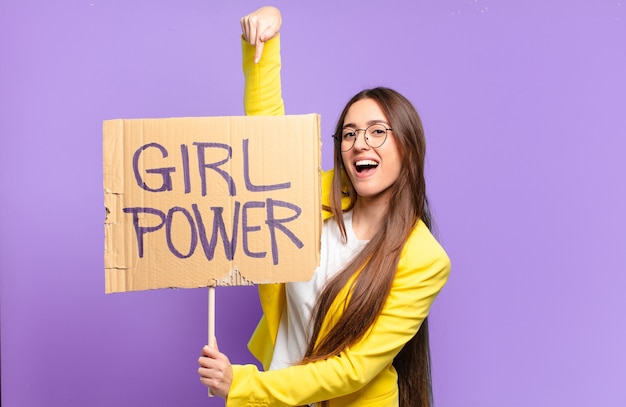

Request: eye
left=342, top=130, right=356, bottom=140
left=368, top=124, right=387, bottom=136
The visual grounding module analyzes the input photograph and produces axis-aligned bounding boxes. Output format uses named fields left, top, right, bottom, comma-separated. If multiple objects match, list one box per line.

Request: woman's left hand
left=198, top=340, right=233, bottom=398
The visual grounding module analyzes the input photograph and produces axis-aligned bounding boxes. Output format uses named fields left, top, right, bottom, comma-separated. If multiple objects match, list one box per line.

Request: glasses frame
left=333, top=123, right=393, bottom=152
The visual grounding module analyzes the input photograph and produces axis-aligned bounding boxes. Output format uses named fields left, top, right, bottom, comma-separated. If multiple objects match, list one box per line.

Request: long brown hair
left=302, top=87, right=434, bottom=407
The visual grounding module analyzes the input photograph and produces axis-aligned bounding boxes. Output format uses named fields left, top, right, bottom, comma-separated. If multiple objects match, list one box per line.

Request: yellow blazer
left=227, top=36, right=451, bottom=407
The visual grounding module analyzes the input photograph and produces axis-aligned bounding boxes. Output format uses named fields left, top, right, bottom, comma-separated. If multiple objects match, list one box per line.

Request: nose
left=352, top=130, right=370, bottom=150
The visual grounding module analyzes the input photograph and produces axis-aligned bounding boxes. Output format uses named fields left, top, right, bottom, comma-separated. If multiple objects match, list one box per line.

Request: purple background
left=1, top=1, right=625, bottom=406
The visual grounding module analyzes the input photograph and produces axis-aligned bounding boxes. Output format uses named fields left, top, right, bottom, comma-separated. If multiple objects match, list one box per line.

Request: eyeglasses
left=334, top=123, right=392, bottom=152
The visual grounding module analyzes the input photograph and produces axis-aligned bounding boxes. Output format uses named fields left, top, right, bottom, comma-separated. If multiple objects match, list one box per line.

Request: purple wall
left=1, top=1, right=625, bottom=406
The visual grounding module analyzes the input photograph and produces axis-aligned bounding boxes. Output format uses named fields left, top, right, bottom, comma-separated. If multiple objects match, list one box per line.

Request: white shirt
left=269, top=211, right=367, bottom=370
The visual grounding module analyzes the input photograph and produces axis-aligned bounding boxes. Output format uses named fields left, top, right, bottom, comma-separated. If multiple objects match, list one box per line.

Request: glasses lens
left=366, top=124, right=388, bottom=148
left=340, top=128, right=356, bottom=151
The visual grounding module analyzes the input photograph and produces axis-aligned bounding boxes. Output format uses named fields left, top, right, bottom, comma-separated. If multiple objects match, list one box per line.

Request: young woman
left=198, top=7, right=451, bottom=407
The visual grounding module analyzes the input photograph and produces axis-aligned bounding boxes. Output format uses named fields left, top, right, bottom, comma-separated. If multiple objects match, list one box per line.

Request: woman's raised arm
left=241, top=6, right=285, bottom=116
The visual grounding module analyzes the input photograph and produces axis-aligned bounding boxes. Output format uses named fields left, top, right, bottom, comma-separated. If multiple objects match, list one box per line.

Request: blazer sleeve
left=228, top=222, right=451, bottom=406
left=242, top=35, right=285, bottom=116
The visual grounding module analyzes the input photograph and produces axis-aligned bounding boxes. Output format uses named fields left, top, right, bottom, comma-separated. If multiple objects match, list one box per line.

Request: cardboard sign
left=103, top=115, right=321, bottom=293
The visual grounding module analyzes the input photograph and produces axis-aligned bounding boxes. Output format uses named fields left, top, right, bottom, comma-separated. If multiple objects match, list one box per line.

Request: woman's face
left=341, top=98, right=403, bottom=202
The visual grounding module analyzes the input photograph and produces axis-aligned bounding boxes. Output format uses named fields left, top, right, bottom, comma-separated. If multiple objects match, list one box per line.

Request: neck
left=351, top=194, right=390, bottom=240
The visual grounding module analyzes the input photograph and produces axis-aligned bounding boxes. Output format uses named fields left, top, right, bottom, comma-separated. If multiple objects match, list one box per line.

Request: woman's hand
left=240, top=6, right=282, bottom=63
left=198, top=339, right=233, bottom=398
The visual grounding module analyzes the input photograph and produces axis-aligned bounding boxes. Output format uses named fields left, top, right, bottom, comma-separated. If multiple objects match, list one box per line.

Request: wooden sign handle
left=208, top=286, right=216, bottom=397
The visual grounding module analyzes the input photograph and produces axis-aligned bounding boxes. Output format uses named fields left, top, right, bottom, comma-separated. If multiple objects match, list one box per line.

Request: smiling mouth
left=355, top=159, right=379, bottom=173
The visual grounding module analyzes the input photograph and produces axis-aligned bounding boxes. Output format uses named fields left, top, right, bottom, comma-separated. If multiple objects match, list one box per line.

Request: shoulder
left=321, top=170, right=334, bottom=220
left=396, top=220, right=451, bottom=285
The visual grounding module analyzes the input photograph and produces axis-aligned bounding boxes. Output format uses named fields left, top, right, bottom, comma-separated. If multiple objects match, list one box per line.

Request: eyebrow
left=342, top=119, right=389, bottom=129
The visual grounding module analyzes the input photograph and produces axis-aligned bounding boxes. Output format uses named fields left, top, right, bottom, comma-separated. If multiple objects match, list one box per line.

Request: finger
left=240, top=17, right=257, bottom=45
left=198, top=356, right=213, bottom=368
left=200, top=378, right=225, bottom=399
left=199, top=376, right=216, bottom=389
left=248, top=20, right=259, bottom=45
left=240, top=17, right=246, bottom=39
left=258, top=21, right=279, bottom=42
left=201, top=345, right=216, bottom=357
left=200, top=345, right=226, bottom=362
left=198, top=366, right=210, bottom=377
left=198, top=368, right=230, bottom=398
left=254, top=41, right=265, bottom=64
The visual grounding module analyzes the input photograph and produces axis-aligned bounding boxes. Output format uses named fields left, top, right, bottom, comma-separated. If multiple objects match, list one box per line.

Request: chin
left=354, top=187, right=391, bottom=201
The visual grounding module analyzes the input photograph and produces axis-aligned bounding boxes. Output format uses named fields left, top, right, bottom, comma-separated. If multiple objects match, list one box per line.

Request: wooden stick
left=208, top=285, right=216, bottom=397
left=208, top=286, right=216, bottom=346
